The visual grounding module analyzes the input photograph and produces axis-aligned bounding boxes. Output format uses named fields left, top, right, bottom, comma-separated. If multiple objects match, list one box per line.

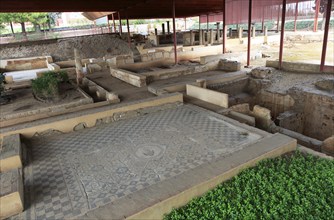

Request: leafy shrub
left=165, top=152, right=334, bottom=220
left=31, top=70, right=68, bottom=100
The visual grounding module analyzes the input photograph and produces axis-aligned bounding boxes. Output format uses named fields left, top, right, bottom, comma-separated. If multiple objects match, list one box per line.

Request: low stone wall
left=110, top=68, right=147, bottom=87
left=0, top=93, right=183, bottom=138
left=266, top=60, right=334, bottom=74
left=186, top=84, right=228, bottom=108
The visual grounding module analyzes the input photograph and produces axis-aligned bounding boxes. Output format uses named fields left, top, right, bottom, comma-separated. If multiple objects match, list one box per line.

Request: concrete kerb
left=0, top=93, right=183, bottom=139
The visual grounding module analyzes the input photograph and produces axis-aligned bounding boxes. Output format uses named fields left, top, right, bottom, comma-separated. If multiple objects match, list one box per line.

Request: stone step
left=0, top=134, right=22, bottom=173
left=0, top=169, right=24, bottom=219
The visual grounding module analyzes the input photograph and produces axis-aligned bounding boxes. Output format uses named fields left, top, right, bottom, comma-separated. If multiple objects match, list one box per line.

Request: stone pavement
left=22, top=104, right=262, bottom=219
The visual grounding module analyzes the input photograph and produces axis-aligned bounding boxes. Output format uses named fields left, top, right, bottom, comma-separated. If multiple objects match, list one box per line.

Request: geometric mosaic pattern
left=23, top=105, right=261, bottom=219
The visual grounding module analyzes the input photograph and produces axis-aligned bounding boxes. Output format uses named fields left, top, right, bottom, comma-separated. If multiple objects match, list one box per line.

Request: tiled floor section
left=23, top=105, right=262, bottom=219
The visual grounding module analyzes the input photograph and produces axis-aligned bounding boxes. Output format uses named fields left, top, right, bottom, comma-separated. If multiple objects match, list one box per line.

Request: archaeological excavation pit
left=1, top=0, right=334, bottom=219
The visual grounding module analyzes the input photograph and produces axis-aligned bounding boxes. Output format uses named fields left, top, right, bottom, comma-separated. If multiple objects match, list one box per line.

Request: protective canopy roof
left=1, top=0, right=311, bottom=25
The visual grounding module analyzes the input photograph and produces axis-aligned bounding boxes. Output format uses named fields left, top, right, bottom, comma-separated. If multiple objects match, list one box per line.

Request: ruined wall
left=301, top=92, right=334, bottom=141
left=0, top=34, right=133, bottom=62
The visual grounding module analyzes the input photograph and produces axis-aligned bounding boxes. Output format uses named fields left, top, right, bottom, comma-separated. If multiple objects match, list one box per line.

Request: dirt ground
left=87, top=71, right=155, bottom=103
left=0, top=82, right=89, bottom=120
left=225, top=30, right=334, bottom=67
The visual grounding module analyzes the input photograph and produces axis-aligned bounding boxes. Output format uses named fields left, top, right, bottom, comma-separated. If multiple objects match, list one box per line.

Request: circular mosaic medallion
left=135, top=145, right=165, bottom=159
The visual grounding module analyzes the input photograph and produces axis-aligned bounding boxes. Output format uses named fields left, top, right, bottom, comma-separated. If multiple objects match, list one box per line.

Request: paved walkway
left=23, top=105, right=262, bottom=219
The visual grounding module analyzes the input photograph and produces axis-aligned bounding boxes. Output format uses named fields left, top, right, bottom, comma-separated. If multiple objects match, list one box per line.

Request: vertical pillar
left=107, top=18, right=111, bottom=33
left=154, top=28, right=158, bottom=35
left=118, top=12, right=122, bottom=34
left=172, top=0, right=177, bottom=64
left=238, top=27, right=243, bottom=43
left=320, top=0, right=332, bottom=71
left=162, top=23, right=165, bottom=35
left=262, top=7, right=265, bottom=32
left=199, top=29, right=203, bottom=45
left=111, top=13, right=116, bottom=33
left=209, top=29, right=214, bottom=44
left=314, top=0, right=320, bottom=32
left=190, top=30, right=194, bottom=46
left=184, top=18, right=187, bottom=30
left=277, top=5, right=280, bottom=32
left=167, top=21, right=170, bottom=34
left=199, top=16, right=201, bottom=30
left=247, top=0, right=252, bottom=67
left=294, top=0, right=299, bottom=32
left=264, top=26, right=268, bottom=44
left=222, top=0, right=226, bottom=54
left=216, top=22, right=220, bottom=42
left=252, top=25, right=256, bottom=38
left=207, top=14, right=209, bottom=31
left=126, top=12, right=131, bottom=48
left=279, top=0, right=287, bottom=69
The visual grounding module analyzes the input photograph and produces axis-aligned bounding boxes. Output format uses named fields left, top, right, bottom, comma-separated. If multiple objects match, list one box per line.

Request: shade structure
left=0, top=0, right=312, bottom=22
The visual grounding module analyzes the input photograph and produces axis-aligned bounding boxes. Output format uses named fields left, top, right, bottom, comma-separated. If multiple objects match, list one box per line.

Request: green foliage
left=31, top=71, right=68, bottom=100
left=164, top=152, right=334, bottom=220
left=0, top=12, right=48, bottom=33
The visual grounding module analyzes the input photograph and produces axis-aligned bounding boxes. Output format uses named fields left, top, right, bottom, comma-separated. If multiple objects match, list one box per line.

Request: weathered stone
left=229, top=103, right=250, bottom=114
left=113, top=110, right=139, bottom=121
left=87, top=63, right=102, bottom=73
left=0, top=169, right=24, bottom=219
left=0, top=134, right=22, bottom=172
left=218, top=59, right=241, bottom=72
left=74, top=122, right=86, bottom=131
left=252, top=105, right=272, bottom=129
left=322, top=136, right=334, bottom=155
left=315, top=79, right=334, bottom=92
left=250, top=67, right=273, bottom=79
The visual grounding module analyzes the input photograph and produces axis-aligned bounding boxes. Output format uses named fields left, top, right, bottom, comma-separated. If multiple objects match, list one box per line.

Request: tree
left=0, top=13, right=15, bottom=35
left=30, top=13, right=48, bottom=31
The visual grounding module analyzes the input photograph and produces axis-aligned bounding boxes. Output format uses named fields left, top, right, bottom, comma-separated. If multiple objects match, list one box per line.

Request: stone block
left=252, top=105, right=272, bottom=130
left=106, top=92, right=120, bottom=102
left=155, top=52, right=163, bottom=59
left=0, top=134, right=22, bottom=173
left=229, top=103, right=250, bottom=114
left=228, top=111, right=255, bottom=126
left=110, top=68, right=147, bottom=87
left=315, top=79, right=334, bottom=92
left=250, top=67, right=273, bottom=79
left=322, top=136, right=334, bottom=156
left=186, top=84, right=228, bottom=108
left=219, top=59, right=241, bottom=72
left=0, top=169, right=24, bottom=219
left=47, top=63, right=61, bottom=71
left=87, top=63, right=102, bottom=73
left=106, top=57, right=117, bottom=68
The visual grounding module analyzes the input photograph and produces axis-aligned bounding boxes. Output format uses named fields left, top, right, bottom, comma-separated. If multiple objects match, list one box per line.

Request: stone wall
left=266, top=60, right=334, bottom=74
left=0, top=34, right=133, bottom=62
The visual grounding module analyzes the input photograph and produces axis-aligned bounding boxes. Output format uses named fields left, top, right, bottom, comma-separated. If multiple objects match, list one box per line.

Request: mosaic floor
left=23, top=105, right=262, bottom=219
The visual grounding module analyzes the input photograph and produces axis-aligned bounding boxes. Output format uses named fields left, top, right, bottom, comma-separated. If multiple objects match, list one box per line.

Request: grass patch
left=31, top=71, right=68, bottom=101
left=164, top=152, right=334, bottom=220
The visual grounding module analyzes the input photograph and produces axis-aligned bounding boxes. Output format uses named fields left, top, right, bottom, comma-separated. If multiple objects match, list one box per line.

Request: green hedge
left=165, top=152, right=334, bottom=220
